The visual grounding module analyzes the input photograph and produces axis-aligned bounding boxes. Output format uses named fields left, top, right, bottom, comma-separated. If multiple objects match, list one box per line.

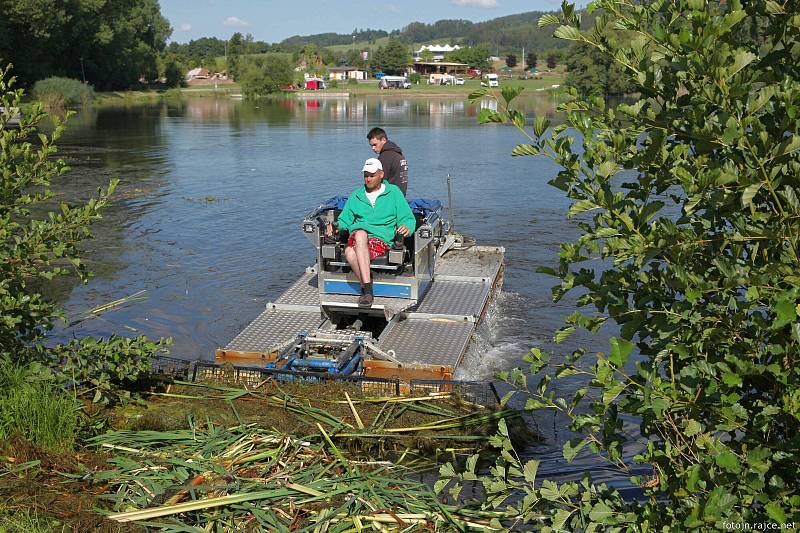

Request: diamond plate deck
left=413, top=280, right=489, bottom=317
left=378, top=319, right=474, bottom=368
left=225, top=309, right=324, bottom=352
left=434, top=246, right=504, bottom=280
left=275, top=271, right=319, bottom=306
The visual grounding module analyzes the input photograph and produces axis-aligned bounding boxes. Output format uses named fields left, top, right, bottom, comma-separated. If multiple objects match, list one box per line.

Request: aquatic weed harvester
left=187, top=178, right=505, bottom=402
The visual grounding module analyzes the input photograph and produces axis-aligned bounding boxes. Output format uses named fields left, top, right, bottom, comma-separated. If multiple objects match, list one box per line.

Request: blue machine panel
left=323, top=279, right=411, bottom=298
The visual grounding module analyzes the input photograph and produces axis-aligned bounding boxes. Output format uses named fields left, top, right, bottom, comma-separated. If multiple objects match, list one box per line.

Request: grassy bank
left=309, top=74, right=564, bottom=98
left=92, top=84, right=242, bottom=105
left=85, top=75, right=562, bottom=105
left=0, top=374, right=527, bottom=531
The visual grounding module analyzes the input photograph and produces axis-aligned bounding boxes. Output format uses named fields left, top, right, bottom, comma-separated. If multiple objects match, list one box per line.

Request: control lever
left=392, top=231, right=405, bottom=250
left=388, top=230, right=406, bottom=265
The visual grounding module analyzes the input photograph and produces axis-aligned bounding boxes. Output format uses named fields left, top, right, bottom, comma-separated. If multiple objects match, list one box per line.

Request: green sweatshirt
left=337, top=182, right=416, bottom=245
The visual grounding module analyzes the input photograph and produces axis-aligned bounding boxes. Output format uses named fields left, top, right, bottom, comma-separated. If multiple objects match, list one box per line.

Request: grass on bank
left=0, top=358, right=81, bottom=452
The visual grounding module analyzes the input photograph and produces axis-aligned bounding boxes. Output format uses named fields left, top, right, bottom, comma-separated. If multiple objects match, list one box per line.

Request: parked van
left=482, top=73, right=499, bottom=88
left=380, top=76, right=411, bottom=89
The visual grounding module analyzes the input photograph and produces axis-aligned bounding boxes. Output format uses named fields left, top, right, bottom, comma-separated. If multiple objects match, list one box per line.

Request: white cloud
left=179, top=23, right=192, bottom=32
left=451, top=0, right=498, bottom=7
left=223, top=16, right=250, bottom=27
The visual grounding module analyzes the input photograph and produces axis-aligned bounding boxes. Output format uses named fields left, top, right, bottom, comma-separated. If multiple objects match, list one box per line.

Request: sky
left=159, top=0, right=578, bottom=44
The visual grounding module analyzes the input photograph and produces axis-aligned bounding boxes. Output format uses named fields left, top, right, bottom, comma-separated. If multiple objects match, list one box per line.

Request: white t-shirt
left=365, top=183, right=385, bottom=207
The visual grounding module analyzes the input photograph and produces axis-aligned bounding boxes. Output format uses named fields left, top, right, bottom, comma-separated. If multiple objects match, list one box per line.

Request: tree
left=239, top=56, right=293, bottom=97
left=525, top=52, right=537, bottom=69
left=227, top=33, right=245, bottom=80
left=0, top=0, right=171, bottom=89
left=371, top=39, right=410, bottom=75
left=442, top=0, right=800, bottom=529
left=546, top=54, right=557, bottom=69
left=565, top=41, right=634, bottom=96
left=0, top=67, right=168, bottom=402
left=419, top=49, right=434, bottom=63
left=505, top=54, right=517, bottom=68
left=446, top=44, right=491, bottom=71
left=163, top=58, right=185, bottom=88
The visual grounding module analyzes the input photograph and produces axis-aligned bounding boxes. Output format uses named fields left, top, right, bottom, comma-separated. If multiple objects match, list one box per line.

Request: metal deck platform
left=219, top=245, right=504, bottom=376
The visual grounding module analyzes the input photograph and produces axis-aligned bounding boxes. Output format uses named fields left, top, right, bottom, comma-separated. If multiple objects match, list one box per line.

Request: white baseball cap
left=362, top=158, right=383, bottom=173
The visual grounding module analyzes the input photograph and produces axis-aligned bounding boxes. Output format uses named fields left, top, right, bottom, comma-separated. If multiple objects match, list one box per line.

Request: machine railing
left=147, top=356, right=499, bottom=405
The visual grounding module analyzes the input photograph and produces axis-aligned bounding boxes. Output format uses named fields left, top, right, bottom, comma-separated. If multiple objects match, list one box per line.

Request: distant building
left=328, top=66, right=367, bottom=81
left=304, top=77, right=326, bottom=90
left=411, top=61, right=469, bottom=77
left=185, top=67, right=210, bottom=80
left=413, top=44, right=461, bottom=62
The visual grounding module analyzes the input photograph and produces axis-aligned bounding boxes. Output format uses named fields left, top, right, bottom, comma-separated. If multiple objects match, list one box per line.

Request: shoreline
left=88, top=76, right=565, bottom=104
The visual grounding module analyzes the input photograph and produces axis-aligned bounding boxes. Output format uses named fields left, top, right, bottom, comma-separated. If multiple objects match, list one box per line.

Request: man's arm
left=395, top=190, right=416, bottom=235
left=337, top=196, right=356, bottom=231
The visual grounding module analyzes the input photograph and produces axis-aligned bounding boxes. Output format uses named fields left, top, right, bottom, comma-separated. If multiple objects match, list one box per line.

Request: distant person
left=326, top=158, right=416, bottom=306
left=367, top=127, right=408, bottom=196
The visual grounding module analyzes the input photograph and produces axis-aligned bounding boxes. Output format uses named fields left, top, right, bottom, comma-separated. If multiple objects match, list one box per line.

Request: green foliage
left=371, top=39, right=410, bottom=76
left=566, top=41, right=635, bottom=96
left=162, top=55, right=186, bottom=88
left=449, top=0, right=800, bottom=530
left=446, top=44, right=492, bottom=70
left=31, top=77, right=94, bottom=109
left=239, top=56, right=294, bottom=97
left=0, top=356, right=80, bottom=451
left=0, top=0, right=170, bottom=90
left=1, top=67, right=168, bottom=403
left=409, top=72, right=422, bottom=84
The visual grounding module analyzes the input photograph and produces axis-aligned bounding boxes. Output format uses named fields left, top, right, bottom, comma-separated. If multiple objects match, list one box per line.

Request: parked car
left=455, top=78, right=465, bottom=85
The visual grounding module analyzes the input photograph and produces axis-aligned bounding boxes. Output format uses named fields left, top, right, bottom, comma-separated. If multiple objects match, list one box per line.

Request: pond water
left=51, top=95, right=648, bottom=494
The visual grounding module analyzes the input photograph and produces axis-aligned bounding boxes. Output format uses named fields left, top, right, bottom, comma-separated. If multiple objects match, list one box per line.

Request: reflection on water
left=48, top=94, right=643, bottom=490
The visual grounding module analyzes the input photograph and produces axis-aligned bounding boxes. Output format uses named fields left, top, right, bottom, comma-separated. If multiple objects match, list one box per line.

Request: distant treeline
left=280, top=29, right=392, bottom=47
left=0, top=0, right=170, bottom=90
left=271, top=11, right=586, bottom=53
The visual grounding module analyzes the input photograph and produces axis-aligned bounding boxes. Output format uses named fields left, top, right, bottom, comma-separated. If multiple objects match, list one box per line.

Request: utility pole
left=522, top=47, right=525, bottom=71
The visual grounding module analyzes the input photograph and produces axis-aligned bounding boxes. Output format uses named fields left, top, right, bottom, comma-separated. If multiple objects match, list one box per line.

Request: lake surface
left=51, top=95, right=647, bottom=492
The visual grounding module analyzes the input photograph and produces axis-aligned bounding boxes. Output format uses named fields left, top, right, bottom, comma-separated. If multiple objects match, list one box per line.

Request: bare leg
left=344, top=245, right=361, bottom=282
left=352, top=230, right=372, bottom=284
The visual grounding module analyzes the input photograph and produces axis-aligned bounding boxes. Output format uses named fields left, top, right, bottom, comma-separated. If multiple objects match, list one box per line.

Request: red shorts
left=347, top=233, right=390, bottom=260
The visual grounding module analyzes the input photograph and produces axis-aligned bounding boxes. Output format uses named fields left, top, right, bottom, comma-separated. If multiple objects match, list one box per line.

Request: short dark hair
left=367, top=127, right=387, bottom=141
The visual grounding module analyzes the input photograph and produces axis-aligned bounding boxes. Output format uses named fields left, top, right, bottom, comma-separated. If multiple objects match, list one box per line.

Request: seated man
left=327, top=158, right=416, bottom=306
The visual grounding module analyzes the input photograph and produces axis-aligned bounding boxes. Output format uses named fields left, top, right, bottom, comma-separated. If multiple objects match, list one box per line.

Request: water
left=50, top=95, right=647, bottom=491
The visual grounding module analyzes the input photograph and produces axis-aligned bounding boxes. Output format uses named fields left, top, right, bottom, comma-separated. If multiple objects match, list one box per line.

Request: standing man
left=327, top=158, right=416, bottom=306
left=367, top=127, right=408, bottom=196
